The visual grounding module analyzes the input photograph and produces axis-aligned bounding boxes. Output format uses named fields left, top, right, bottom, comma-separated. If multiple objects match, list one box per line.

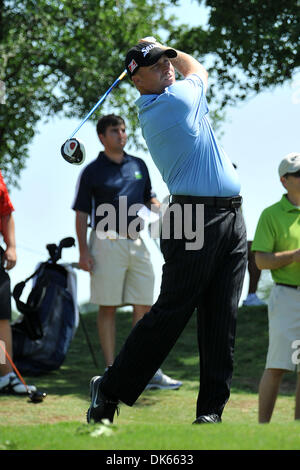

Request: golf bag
left=11, top=237, right=79, bottom=376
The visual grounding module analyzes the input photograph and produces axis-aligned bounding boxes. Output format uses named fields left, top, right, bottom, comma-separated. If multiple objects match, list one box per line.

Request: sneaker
left=145, top=369, right=182, bottom=390
left=193, top=414, right=222, bottom=424
left=243, top=293, right=266, bottom=307
left=86, top=376, right=119, bottom=424
left=0, top=372, right=37, bottom=395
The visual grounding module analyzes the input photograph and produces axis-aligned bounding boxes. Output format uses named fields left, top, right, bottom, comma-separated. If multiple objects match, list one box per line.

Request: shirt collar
left=98, top=151, right=128, bottom=165
left=280, top=194, right=300, bottom=212
left=136, top=94, right=159, bottom=110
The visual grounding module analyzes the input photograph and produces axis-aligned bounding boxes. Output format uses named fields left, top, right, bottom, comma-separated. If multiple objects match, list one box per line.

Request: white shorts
left=89, top=231, right=155, bottom=306
left=266, top=285, right=300, bottom=372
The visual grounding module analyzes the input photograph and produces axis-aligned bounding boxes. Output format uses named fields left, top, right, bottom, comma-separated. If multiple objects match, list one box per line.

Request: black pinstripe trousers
left=100, top=203, right=247, bottom=418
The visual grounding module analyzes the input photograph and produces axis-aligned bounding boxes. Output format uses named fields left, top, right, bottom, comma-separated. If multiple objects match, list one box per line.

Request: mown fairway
left=0, top=305, right=299, bottom=450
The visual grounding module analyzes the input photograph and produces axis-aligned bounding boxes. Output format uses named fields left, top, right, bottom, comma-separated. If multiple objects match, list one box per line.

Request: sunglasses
left=284, top=170, right=300, bottom=178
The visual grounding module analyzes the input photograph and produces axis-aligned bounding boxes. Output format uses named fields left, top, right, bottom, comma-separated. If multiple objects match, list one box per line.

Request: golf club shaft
left=70, top=263, right=99, bottom=368
left=69, top=70, right=127, bottom=139
left=79, top=313, right=99, bottom=370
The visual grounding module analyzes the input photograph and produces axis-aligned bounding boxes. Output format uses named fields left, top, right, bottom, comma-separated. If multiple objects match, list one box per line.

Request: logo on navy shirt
left=134, top=171, right=142, bottom=180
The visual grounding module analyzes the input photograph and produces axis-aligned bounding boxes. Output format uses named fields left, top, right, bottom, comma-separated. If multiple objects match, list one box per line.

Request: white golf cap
left=278, top=152, right=300, bottom=177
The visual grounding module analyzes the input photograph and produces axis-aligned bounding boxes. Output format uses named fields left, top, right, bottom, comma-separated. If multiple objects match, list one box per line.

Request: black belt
left=276, top=283, right=300, bottom=290
left=171, top=195, right=243, bottom=209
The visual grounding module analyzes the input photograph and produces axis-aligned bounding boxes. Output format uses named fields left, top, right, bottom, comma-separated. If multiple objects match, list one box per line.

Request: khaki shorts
left=89, top=231, right=155, bottom=306
left=266, top=285, right=300, bottom=372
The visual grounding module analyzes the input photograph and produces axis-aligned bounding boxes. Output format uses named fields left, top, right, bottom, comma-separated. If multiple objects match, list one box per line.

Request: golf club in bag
left=11, top=237, right=80, bottom=376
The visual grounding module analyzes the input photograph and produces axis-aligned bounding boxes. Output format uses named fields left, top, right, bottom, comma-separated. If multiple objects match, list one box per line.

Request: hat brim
left=146, top=48, right=177, bottom=66
left=280, top=166, right=300, bottom=177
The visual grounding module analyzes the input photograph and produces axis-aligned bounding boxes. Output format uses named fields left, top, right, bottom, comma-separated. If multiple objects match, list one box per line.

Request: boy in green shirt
left=252, top=152, right=300, bottom=423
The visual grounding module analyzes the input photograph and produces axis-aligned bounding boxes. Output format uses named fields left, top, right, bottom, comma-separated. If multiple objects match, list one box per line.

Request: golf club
left=61, top=70, right=127, bottom=165
left=0, top=341, right=46, bottom=403
left=60, top=37, right=159, bottom=165
left=79, top=312, right=100, bottom=370
left=71, top=262, right=100, bottom=369
left=47, top=236, right=75, bottom=264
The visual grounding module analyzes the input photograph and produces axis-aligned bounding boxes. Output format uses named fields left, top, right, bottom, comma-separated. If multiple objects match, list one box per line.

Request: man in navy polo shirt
left=72, top=114, right=182, bottom=390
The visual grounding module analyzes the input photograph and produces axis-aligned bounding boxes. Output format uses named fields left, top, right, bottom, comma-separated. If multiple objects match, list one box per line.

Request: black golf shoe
left=86, top=376, right=119, bottom=424
left=192, top=414, right=222, bottom=424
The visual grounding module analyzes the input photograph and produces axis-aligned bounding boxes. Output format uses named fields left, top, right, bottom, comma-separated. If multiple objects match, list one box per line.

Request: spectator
left=0, top=170, right=36, bottom=395
left=252, top=152, right=300, bottom=423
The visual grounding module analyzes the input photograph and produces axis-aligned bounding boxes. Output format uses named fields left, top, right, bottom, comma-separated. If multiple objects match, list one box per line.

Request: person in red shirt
left=0, top=171, right=36, bottom=394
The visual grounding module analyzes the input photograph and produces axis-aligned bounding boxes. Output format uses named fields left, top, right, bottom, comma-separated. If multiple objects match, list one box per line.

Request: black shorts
left=0, top=266, right=11, bottom=320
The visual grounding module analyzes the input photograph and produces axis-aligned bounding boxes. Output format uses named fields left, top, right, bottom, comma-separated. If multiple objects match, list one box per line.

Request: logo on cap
left=128, top=59, right=138, bottom=74
left=141, top=44, right=156, bottom=57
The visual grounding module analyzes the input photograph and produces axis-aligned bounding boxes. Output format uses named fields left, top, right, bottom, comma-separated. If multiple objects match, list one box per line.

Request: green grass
left=2, top=421, right=300, bottom=450
left=1, top=305, right=299, bottom=450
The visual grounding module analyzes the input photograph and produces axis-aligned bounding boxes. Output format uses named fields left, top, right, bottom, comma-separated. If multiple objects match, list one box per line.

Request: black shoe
left=86, top=376, right=119, bottom=424
left=193, top=414, right=221, bottom=424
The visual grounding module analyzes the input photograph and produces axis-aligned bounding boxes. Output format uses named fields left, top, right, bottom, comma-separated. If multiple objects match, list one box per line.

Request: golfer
left=87, top=39, right=247, bottom=424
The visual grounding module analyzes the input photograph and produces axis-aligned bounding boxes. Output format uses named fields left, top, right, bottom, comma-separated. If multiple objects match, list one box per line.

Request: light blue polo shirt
left=136, top=74, right=240, bottom=197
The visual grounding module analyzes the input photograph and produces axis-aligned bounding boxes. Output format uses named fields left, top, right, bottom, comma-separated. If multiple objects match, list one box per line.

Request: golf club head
left=59, top=237, right=75, bottom=249
left=28, top=389, right=47, bottom=403
left=57, top=237, right=75, bottom=261
left=61, top=138, right=86, bottom=165
left=46, top=243, right=58, bottom=262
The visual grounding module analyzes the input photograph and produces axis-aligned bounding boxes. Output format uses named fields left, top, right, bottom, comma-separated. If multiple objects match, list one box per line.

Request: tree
left=0, top=0, right=174, bottom=185
left=170, top=0, right=300, bottom=119
left=2, top=1, right=299, bottom=185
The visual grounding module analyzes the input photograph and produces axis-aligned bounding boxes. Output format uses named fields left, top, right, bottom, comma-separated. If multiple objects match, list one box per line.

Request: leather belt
left=171, top=195, right=242, bottom=209
left=276, top=283, right=300, bottom=290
